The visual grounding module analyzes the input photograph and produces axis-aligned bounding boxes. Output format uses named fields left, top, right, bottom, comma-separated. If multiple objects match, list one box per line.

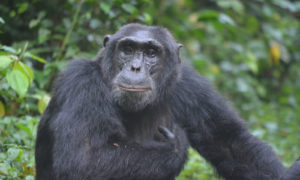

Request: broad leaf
left=38, top=94, right=51, bottom=114
left=122, top=4, right=137, bottom=15
left=14, top=61, right=34, bottom=83
left=7, top=148, right=21, bottom=161
left=100, top=3, right=111, bottom=14
left=6, top=70, right=29, bottom=97
left=0, top=55, right=13, bottom=68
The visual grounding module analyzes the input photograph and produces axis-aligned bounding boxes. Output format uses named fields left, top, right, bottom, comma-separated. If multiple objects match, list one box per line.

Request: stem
left=19, top=41, right=28, bottom=61
left=56, top=0, right=84, bottom=61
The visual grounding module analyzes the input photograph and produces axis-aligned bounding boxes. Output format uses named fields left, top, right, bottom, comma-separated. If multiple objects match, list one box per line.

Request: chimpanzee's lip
left=117, top=84, right=152, bottom=92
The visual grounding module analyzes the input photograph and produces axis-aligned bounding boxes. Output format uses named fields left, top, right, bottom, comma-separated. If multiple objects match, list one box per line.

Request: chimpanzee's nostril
left=131, top=66, right=141, bottom=72
left=131, top=66, right=135, bottom=71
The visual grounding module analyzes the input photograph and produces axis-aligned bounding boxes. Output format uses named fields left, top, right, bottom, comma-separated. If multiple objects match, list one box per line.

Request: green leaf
left=217, top=0, right=244, bottom=14
left=122, top=4, right=137, bottom=15
left=265, top=122, right=278, bottom=132
left=38, top=95, right=51, bottom=114
left=38, top=28, right=51, bottom=43
left=198, top=10, right=219, bottom=21
left=29, top=19, right=40, bottom=28
left=89, top=19, right=101, bottom=29
left=1, top=45, right=17, bottom=53
left=0, top=163, right=9, bottom=175
left=143, top=13, right=153, bottom=25
left=256, top=84, right=266, bottom=97
left=245, top=52, right=258, bottom=74
left=24, top=52, right=47, bottom=63
left=100, top=3, right=111, bottom=14
left=10, top=10, right=16, bottom=17
left=18, top=2, right=29, bottom=14
left=236, top=78, right=249, bottom=92
left=0, top=17, right=5, bottom=24
left=0, top=101, right=5, bottom=116
left=25, top=176, right=34, bottom=180
left=16, top=123, right=31, bottom=135
left=6, top=70, right=29, bottom=97
left=275, top=1, right=297, bottom=12
left=14, top=61, right=34, bottom=83
left=7, top=148, right=21, bottom=161
left=0, top=55, right=13, bottom=68
left=218, top=13, right=235, bottom=26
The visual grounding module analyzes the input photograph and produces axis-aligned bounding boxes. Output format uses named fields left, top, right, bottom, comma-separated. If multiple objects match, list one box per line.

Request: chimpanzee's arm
left=283, top=157, right=300, bottom=180
left=170, top=65, right=285, bottom=180
left=35, top=60, right=186, bottom=180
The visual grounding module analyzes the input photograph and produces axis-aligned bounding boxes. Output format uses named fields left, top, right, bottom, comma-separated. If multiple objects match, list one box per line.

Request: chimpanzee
left=35, top=24, right=286, bottom=180
left=283, top=158, right=300, bottom=180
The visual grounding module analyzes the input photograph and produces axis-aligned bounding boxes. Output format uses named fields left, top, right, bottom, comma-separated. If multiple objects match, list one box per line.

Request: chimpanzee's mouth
left=117, top=84, right=152, bottom=92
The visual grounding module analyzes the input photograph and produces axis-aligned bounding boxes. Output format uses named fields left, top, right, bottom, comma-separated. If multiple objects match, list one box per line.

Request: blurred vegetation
left=0, top=0, right=300, bottom=179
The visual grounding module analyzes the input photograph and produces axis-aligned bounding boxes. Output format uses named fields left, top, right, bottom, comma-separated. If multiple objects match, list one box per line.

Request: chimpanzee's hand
left=154, top=126, right=176, bottom=146
left=158, top=126, right=175, bottom=140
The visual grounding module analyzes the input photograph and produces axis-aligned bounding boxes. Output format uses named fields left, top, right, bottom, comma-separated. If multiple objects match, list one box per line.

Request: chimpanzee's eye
left=122, top=45, right=133, bottom=55
left=145, top=48, right=157, bottom=58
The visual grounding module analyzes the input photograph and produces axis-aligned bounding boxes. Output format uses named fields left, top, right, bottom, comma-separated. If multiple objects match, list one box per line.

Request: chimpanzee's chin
left=113, top=90, right=154, bottom=112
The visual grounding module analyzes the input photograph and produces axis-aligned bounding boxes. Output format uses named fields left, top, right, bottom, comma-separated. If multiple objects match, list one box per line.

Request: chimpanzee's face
left=111, top=30, right=165, bottom=112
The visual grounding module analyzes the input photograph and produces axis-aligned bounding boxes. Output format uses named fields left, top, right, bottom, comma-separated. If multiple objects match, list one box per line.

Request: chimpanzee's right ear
left=103, top=35, right=111, bottom=47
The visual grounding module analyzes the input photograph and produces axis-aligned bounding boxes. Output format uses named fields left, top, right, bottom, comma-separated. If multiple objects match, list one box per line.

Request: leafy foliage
left=0, top=0, right=300, bottom=179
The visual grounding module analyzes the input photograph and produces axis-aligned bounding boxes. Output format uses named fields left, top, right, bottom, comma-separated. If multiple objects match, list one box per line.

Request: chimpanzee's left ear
left=103, top=35, right=111, bottom=47
left=177, top=43, right=183, bottom=49
left=176, top=43, right=183, bottom=63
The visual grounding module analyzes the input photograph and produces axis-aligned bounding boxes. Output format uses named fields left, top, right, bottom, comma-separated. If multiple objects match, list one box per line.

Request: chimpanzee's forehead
left=114, top=25, right=175, bottom=47
left=132, top=30, right=152, bottom=38
left=129, top=30, right=154, bottom=39
left=117, top=29, right=164, bottom=47
left=118, top=31, right=163, bottom=48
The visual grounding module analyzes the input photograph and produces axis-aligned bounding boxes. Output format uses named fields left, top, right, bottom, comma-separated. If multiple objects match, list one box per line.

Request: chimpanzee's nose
left=131, top=65, right=141, bottom=72
left=130, top=54, right=143, bottom=72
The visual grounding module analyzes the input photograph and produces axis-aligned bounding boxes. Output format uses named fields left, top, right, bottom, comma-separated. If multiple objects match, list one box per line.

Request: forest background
left=0, top=0, right=300, bottom=179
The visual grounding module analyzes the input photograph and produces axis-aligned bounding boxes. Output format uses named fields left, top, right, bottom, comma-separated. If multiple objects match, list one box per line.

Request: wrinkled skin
left=35, top=24, right=287, bottom=180
left=110, top=30, right=162, bottom=111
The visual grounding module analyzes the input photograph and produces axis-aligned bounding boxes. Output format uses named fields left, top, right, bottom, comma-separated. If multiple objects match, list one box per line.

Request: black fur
left=170, top=65, right=285, bottom=179
left=35, top=24, right=286, bottom=180
left=283, top=158, right=300, bottom=180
